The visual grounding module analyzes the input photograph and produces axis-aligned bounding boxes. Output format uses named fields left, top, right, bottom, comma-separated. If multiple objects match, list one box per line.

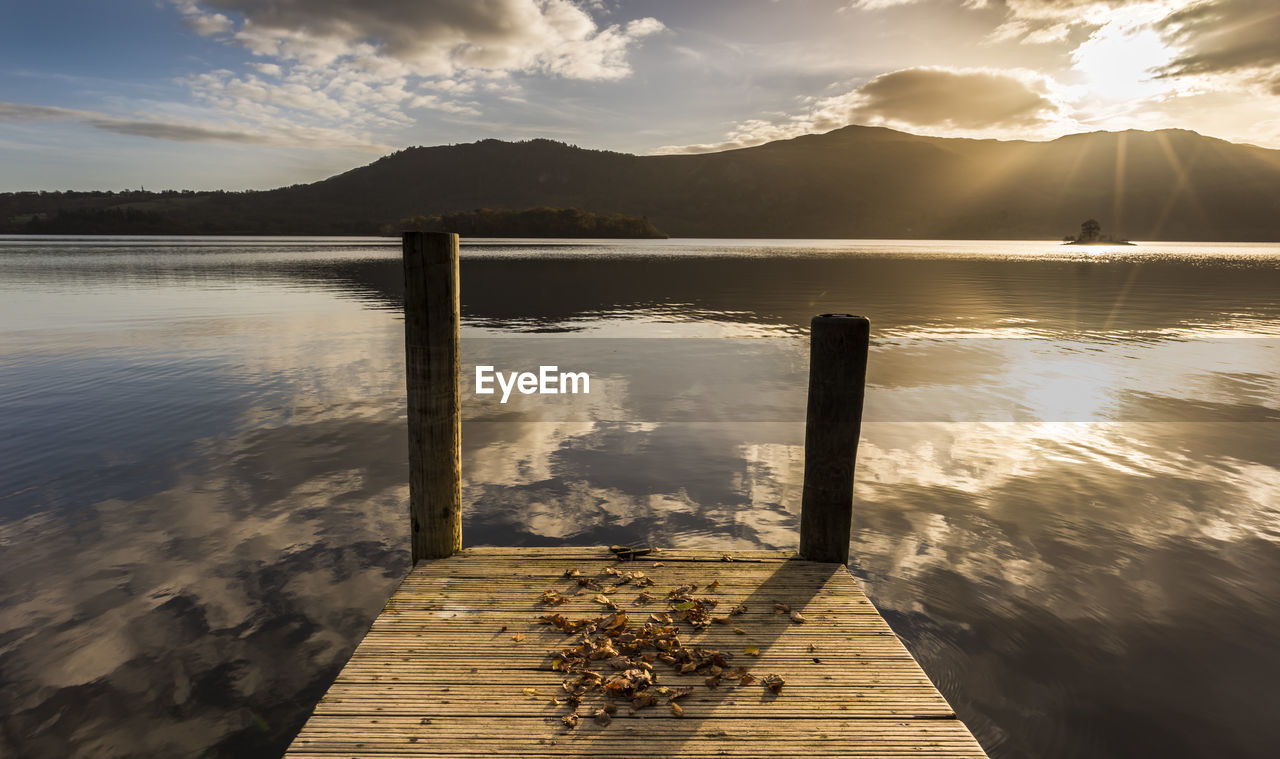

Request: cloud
left=990, top=0, right=1280, bottom=87
left=915, top=0, right=1280, bottom=107
left=985, top=19, right=1076, bottom=45
left=0, top=102, right=83, bottom=122
left=180, top=0, right=664, bottom=81
left=184, top=12, right=234, bottom=35
left=0, top=101, right=389, bottom=151
left=155, top=1, right=665, bottom=158
left=982, top=1, right=1280, bottom=98
left=654, top=67, right=1073, bottom=154
left=846, top=0, right=920, bottom=9
left=849, top=67, right=1066, bottom=129
left=1156, top=0, right=1280, bottom=82
left=249, top=62, right=282, bottom=77
left=87, top=119, right=280, bottom=143
left=174, top=0, right=234, bottom=35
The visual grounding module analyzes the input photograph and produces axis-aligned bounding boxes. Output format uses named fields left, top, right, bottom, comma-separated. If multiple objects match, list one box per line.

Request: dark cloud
left=0, top=101, right=385, bottom=150
left=1156, top=0, right=1280, bottom=79
left=0, top=102, right=83, bottom=121
left=848, top=67, right=1063, bottom=130
left=994, top=0, right=1280, bottom=85
left=654, top=66, right=1068, bottom=154
left=87, top=119, right=267, bottom=144
left=0, top=101, right=261, bottom=143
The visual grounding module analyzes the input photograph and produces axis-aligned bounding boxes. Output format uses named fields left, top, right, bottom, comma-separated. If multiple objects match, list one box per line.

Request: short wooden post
left=799, top=314, right=870, bottom=564
left=403, top=232, right=462, bottom=562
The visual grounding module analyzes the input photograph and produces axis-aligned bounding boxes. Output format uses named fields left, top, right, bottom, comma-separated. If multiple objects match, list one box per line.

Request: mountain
left=5, top=125, right=1280, bottom=240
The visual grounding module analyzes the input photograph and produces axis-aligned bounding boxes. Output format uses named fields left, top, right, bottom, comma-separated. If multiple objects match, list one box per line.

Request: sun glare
left=1071, top=21, right=1175, bottom=101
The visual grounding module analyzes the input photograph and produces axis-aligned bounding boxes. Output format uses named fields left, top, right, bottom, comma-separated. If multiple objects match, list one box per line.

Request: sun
left=1071, top=18, right=1176, bottom=102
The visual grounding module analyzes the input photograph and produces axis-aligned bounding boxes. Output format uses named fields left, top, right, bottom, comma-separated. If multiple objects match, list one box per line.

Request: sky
left=1, top=0, right=1279, bottom=190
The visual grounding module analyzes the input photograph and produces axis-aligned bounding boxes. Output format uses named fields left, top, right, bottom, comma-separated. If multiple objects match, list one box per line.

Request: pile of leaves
left=535, top=567, right=788, bottom=728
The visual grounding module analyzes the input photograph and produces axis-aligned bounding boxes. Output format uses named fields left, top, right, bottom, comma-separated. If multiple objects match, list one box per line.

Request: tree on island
left=1063, top=218, right=1133, bottom=245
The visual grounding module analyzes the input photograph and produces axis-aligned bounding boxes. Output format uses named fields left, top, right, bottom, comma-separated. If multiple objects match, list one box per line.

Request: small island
left=394, top=207, right=668, bottom=238
left=1063, top=218, right=1134, bottom=245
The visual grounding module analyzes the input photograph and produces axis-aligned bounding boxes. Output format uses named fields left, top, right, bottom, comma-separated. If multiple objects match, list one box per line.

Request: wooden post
left=799, top=314, right=870, bottom=564
left=403, top=232, right=462, bottom=562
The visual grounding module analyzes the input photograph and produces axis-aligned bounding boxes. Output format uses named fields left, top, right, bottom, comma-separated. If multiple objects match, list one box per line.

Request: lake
left=2, top=236, right=1279, bottom=758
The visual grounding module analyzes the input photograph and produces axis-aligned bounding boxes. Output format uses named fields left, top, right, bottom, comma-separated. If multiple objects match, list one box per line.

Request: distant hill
left=399, top=207, right=666, bottom=238
left=4, top=125, right=1280, bottom=240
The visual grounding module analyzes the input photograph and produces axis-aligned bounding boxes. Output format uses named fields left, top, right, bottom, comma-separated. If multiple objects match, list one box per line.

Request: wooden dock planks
left=286, top=547, right=988, bottom=758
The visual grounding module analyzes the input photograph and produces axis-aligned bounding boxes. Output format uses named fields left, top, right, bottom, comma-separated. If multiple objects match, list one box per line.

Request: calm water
left=2, top=236, right=1279, bottom=758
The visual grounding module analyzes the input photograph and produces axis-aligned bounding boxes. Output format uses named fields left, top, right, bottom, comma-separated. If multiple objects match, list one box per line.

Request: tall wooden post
left=799, top=314, right=870, bottom=564
left=403, top=232, right=462, bottom=562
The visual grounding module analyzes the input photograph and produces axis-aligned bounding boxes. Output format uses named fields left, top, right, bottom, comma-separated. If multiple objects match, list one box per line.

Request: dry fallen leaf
left=522, top=688, right=540, bottom=696
left=789, top=610, right=806, bottom=623
left=512, top=632, right=525, bottom=642
left=733, top=627, right=746, bottom=635
left=720, top=554, right=734, bottom=562
left=670, top=702, right=684, bottom=717
left=711, top=616, right=731, bottom=625
left=537, top=579, right=796, bottom=728
left=541, top=590, right=569, bottom=606
left=652, top=562, right=665, bottom=568
left=728, top=604, right=747, bottom=616
left=774, top=603, right=790, bottom=614
left=807, top=642, right=816, bottom=653
left=636, top=591, right=655, bottom=603
left=707, top=580, right=720, bottom=591
left=631, top=693, right=658, bottom=712
left=592, top=594, right=619, bottom=610
left=668, top=584, right=697, bottom=599
left=563, top=568, right=581, bottom=578
left=762, top=674, right=785, bottom=694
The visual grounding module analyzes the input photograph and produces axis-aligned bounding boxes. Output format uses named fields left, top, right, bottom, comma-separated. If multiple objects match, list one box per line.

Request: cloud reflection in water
left=2, top=239, right=1280, bottom=758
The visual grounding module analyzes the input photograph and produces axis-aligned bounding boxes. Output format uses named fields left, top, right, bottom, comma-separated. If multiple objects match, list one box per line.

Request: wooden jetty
left=285, top=233, right=988, bottom=758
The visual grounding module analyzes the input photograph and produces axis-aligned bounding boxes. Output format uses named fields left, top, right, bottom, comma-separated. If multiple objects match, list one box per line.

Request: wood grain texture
left=286, top=548, right=987, bottom=758
left=402, top=232, right=461, bottom=562
left=799, top=314, right=869, bottom=564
